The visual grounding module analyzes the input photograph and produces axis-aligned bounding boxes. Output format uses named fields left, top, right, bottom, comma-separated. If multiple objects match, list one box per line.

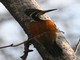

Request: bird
left=25, top=9, right=63, bottom=57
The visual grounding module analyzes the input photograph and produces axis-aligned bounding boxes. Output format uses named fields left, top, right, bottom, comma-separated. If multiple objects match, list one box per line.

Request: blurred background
left=0, top=0, right=80, bottom=60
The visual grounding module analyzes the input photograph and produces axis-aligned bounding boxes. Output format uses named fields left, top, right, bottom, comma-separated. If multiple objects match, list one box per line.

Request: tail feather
left=45, top=42, right=63, bottom=57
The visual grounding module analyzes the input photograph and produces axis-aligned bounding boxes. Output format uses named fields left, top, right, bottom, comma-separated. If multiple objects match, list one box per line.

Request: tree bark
left=0, top=0, right=78, bottom=60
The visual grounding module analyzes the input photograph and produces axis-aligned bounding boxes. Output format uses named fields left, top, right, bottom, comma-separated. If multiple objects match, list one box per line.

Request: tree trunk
left=0, top=0, right=78, bottom=60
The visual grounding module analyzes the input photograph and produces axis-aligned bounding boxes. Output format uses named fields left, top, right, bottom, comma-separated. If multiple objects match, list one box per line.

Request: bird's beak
left=44, top=9, right=57, bottom=13
left=38, top=9, right=57, bottom=16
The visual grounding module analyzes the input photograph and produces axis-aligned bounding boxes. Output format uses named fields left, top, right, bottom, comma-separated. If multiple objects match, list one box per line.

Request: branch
left=0, top=31, right=50, bottom=49
left=75, top=39, right=80, bottom=53
left=0, top=41, right=28, bottom=49
left=0, top=0, right=78, bottom=60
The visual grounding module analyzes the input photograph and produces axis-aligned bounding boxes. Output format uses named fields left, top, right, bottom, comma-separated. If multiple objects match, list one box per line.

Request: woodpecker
left=25, top=9, right=63, bottom=57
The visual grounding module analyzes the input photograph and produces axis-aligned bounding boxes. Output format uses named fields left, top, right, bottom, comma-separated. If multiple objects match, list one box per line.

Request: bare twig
left=0, top=41, right=28, bottom=49
left=0, top=44, right=14, bottom=49
left=75, top=39, right=80, bottom=53
left=0, top=31, right=50, bottom=49
left=21, top=40, right=32, bottom=60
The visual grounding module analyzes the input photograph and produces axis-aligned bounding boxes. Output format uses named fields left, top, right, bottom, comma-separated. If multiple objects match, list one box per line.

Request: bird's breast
left=26, top=20, right=57, bottom=45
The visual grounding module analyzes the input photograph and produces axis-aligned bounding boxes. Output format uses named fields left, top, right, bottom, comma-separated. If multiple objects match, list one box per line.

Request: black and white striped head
left=25, top=9, right=57, bottom=21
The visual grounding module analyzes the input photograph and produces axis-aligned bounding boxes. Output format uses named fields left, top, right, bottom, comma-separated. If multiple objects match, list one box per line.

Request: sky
left=0, top=0, right=80, bottom=60
left=39, top=0, right=80, bottom=45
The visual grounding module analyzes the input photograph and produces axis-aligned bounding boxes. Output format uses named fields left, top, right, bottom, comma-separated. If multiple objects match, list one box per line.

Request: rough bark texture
left=0, top=0, right=78, bottom=60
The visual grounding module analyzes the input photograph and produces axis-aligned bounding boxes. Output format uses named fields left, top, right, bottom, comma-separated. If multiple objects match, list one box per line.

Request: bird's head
left=25, top=9, right=57, bottom=21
